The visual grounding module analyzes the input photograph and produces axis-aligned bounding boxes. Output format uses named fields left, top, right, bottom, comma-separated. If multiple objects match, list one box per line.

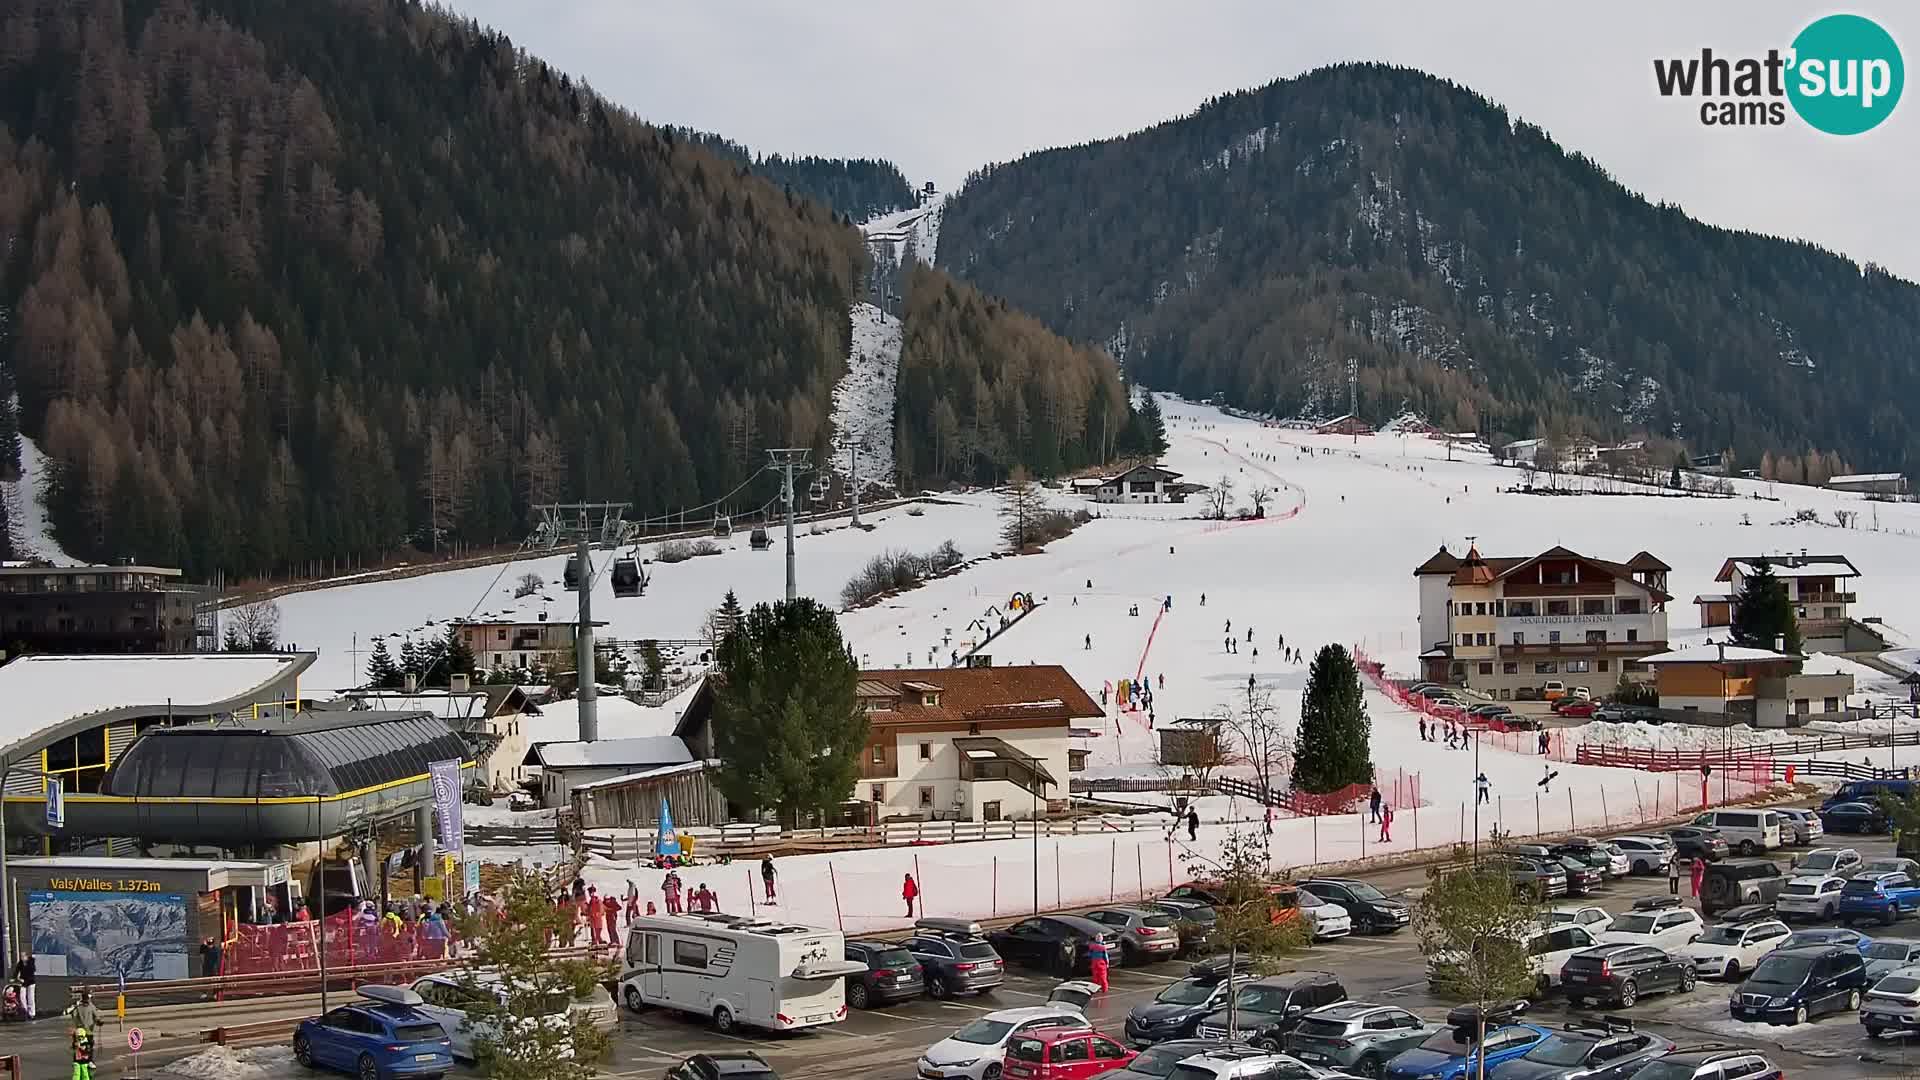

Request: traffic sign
left=45, top=777, right=63, bottom=828
left=127, top=1028, right=143, bottom=1052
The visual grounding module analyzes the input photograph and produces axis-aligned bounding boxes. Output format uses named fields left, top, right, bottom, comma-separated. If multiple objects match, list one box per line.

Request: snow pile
left=1, top=432, right=80, bottom=564
left=1883, top=647, right=1918, bottom=674
left=520, top=695, right=680, bottom=745
left=829, top=302, right=902, bottom=490
left=1563, top=721, right=1781, bottom=753
left=164, top=1046, right=298, bottom=1080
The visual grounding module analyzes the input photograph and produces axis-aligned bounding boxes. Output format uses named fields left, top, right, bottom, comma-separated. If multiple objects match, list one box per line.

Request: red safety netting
left=220, top=913, right=455, bottom=979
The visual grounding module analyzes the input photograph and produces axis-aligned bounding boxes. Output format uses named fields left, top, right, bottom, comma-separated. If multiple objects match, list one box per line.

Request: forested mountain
left=940, top=63, right=1919, bottom=475
left=0, top=0, right=869, bottom=578
left=894, top=264, right=1130, bottom=490
left=674, top=130, right=916, bottom=222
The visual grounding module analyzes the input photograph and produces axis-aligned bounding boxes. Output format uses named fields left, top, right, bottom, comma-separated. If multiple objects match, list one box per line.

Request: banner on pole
left=655, top=796, right=681, bottom=856
left=429, top=759, right=465, bottom=855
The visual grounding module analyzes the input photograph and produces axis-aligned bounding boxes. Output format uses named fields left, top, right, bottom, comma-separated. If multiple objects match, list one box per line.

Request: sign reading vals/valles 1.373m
left=47, top=877, right=168, bottom=892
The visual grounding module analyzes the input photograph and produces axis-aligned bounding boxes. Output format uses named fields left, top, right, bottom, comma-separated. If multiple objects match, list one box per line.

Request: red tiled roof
left=856, top=665, right=1102, bottom=727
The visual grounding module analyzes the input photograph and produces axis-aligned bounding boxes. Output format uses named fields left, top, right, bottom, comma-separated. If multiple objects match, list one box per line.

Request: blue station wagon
left=294, top=986, right=454, bottom=1080
left=1840, top=872, right=1920, bottom=926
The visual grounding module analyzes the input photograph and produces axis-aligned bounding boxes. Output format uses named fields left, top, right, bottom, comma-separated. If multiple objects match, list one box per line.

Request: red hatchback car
left=1003, top=1025, right=1136, bottom=1080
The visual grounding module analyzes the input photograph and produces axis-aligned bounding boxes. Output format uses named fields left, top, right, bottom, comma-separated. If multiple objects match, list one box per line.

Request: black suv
left=1123, top=956, right=1250, bottom=1046
left=1194, top=970, right=1346, bottom=1047
left=843, top=940, right=924, bottom=1008
left=1699, top=860, right=1785, bottom=916
left=1485, top=1019, right=1675, bottom=1080
left=986, top=914, right=1115, bottom=975
left=1295, top=878, right=1410, bottom=934
left=1729, top=945, right=1868, bottom=1025
left=1559, top=944, right=1697, bottom=1008
left=664, top=1052, right=779, bottom=1080
left=1621, top=1045, right=1783, bottom=1080
left=903, top=918, right=1004, bottom=998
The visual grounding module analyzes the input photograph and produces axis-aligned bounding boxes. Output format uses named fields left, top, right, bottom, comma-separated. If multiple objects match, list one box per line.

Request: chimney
left=403, top=671, right=419, bottom=693
left=450, top=672, right=470, bottom=693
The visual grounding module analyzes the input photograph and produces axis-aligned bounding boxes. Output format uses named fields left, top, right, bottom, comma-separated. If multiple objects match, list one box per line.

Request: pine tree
left=1135, top=392, right=1169, bottom=456
left=1291, top=643, right=1374, bottom=793
left=710, top=598, right=869, bottom=827
left=366, top=637, right=403, bottom=689
left=711, top=589, right=745, bottom=643
left=399, top=637, right=423, bottom=682
left=442, top=624, right=476, bottom=682
left=1730, top=558, right=1802, bottom=655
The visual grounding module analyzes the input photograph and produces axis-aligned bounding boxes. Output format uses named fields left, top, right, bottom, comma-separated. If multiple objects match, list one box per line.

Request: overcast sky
left=449, top=1, right=1917, bottom=280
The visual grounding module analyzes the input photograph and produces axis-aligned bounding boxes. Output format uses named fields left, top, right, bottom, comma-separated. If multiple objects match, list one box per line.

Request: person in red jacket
left=1689, top=856, right=1706, bottom=903
left=601, top=894, right=620, bottom=947
left=902, top=873, right=919, bottom=917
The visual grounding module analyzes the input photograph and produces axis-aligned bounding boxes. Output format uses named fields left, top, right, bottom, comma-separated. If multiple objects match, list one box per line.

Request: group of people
left=1416, top=715, right=1480, bottom=749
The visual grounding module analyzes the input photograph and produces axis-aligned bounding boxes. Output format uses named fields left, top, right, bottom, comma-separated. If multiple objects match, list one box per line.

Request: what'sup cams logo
left=1654, top=13, right=1903, bottom=134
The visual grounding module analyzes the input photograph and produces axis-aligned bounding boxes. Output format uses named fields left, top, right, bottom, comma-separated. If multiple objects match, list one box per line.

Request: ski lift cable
left=626, top=464, right=778, bottom=528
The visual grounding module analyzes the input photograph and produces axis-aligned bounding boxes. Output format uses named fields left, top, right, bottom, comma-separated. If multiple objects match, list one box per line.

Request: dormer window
left=922, top=692, right=940, bottom=707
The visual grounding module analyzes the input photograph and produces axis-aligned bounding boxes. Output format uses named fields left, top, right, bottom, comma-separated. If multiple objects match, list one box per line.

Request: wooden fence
left=580, top=814, right=1173, bottom=859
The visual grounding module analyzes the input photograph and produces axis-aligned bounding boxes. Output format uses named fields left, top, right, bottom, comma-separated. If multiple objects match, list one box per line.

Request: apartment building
left=1415, top=544, right=1671, bottom=699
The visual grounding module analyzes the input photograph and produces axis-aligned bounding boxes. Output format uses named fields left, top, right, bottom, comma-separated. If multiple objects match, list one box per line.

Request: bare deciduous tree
left=1219, top=685, right=1293, bottom=802
left=1204, top=474, right=1236, bottom=520
left=222, top=599, right=282, bottom=651
left=1247, top=484, right=1273, bottom=518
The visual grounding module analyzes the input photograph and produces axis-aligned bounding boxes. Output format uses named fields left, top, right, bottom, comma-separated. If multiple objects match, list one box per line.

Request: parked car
left=293, top=986, right=455, bottom=1080
left=664, top=1053, right=780, bottom=1080
left=1774, top=875, right=1848, bottom=922
left=1619, top=1046, right=1783, bottom=1080
left=843, top=939, right=926, bottom=1008
left=1822, top=778, right=1915, bottom=810
left=1141, top=899, right=1217, bottom=958
left=1860, top=966, right=1920, bottom=1036
left=1689, top=810, right=1782, bottom=856
left=1491, top=855, right=1569, bottom=899
left=1860, top=857, right=1920, bottom=877
left=1780, top=927, right=1872, bottom=953
left=1791, top=847, right=1862, bottom=879
left=988, top=917, right=1118, bottom=975
left=1553, top=700, right=1599, bottom=719
left=1484, top=1018, right=1674, bottom=1080
left=1728, top=944, right=1868, bottom=1025
left=1543, top=681, right=1569, bottom=701
left=1771, top=808, right=1823, bottom=846
left=409, top=972, right=584, bottom=1062
left=1699, top=860, right=1785, bottom=916
left=1470, top=704, right=1514, bottom=720
left=1554, top=856, right=1605, bottom=897
left=1551, top=839, right=1630, bottom=879
left=1296, top=878, right=1410, bottom=935
left=905, top=919, right=1007, bottom=999
left=1002, top=1024, right=1136, bottom=1080
left=1167, top=1047, right=1352, bottom=1080
left=1591, top=705, right=1658, bottom=723
left=1382, top=1005, right=1548, bottom=1080
left=1546, top=905, right=1614, bottom=938
left=1101, top=1039, right=1225, bottom=1080
left=1083, top=907, right=1184, bottom=964
left=1195, top=971, right=1347, bottom=1045
left=1600, top=899, right=1703, bottom=951
left=1609, top=836, right=1675, bottom=875
left=1122, top=958, right=1249, bottom=1046
left=1819, top=801, right=1889, bottom=834
left=917, top=1006, right=1089, bottom=1080
left=1678, top=917, right=1790, bottom=980
left=1559, top=944, right=1698, bottom=1008
left=1285, top=1001, right=1439, bottom=1077
left=1839, top=871, right=1920, bottom=926
left=1863, top=941, right=1920, bottom=979
left=1431, top=924, right=1603, bottom=997
left=1295, top=890, right=1353, bottom=941
left=1662, top=827, right=1729, bottom=864
left=1164, top=882, right=1304, bottom=930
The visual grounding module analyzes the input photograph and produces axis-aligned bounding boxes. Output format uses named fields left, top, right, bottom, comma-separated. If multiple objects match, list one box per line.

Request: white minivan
left=1691, top=809, right=1783, bottom=855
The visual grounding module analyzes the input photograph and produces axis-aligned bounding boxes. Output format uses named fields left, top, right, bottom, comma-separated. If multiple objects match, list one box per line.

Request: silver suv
left=1084, top=906, right=1184, bottom=964
left=1166, top=1047, right=1349, bottom=1080
left=1283, top=1002, right=1436, bottom=1076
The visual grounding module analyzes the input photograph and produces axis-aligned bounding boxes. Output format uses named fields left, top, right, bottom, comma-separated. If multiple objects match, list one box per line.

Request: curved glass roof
left=104, top=713, right=471, bottom=799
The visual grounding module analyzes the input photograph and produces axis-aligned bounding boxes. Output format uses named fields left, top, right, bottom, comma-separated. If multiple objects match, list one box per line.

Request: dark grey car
left=1283, top=1001, right=1437, bottom=1076
left=903, top=918, right=1005, bottom=998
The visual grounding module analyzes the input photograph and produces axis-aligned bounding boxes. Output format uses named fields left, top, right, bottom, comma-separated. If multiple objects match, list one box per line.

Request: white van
left=619, top=912, right=866, bottom=1034
left=1691, top=809, right=1783, bottom=855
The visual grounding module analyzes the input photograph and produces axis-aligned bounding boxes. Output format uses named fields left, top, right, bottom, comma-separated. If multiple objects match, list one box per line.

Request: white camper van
left=619, top=912, right=866, bottom=1033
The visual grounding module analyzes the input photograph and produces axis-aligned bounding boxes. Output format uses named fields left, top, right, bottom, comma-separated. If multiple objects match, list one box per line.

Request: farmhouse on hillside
left=1094, top=463, right=1184, bottom=504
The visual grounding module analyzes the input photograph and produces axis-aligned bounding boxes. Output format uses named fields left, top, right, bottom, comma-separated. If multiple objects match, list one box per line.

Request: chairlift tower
left=766, top=449, right=813, bottom=601
left=535, top=501, right=633, bottom=743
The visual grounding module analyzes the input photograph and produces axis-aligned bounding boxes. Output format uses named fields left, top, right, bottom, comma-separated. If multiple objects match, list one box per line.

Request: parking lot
left=18, top=818, right=1919, bottom=1079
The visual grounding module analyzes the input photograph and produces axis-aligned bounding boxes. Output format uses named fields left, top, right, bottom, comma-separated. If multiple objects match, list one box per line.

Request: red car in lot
left=1553, top=699, right=1598, bottom=718
left=1003, top=1026, right=1136, bottom=1080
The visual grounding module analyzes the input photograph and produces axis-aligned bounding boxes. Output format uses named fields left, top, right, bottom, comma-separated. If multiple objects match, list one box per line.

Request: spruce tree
left=366, top=637, right=403, bottom=689
left=1135, top=392, right=1169, bottom=456
left=443, top=624, right=477, bottom=681
left=1730, top=558, right=1802, bottom=655
left=399, top=638, right=424, bottom=682
left=1291, top=643, right=1374, bottom=793
left=714, top=589, right=745, bottom=643
left=711, top=598, right=869, bottom=827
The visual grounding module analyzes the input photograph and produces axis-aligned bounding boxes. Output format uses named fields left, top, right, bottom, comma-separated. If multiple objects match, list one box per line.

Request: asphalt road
left=12, top=828, right=1920, bottom=1079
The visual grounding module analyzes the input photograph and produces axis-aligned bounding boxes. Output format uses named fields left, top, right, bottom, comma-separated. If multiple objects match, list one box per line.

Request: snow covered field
left=277, top=393, right=1920, bottom=930
left=828, top=302, right=903, bottom=489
